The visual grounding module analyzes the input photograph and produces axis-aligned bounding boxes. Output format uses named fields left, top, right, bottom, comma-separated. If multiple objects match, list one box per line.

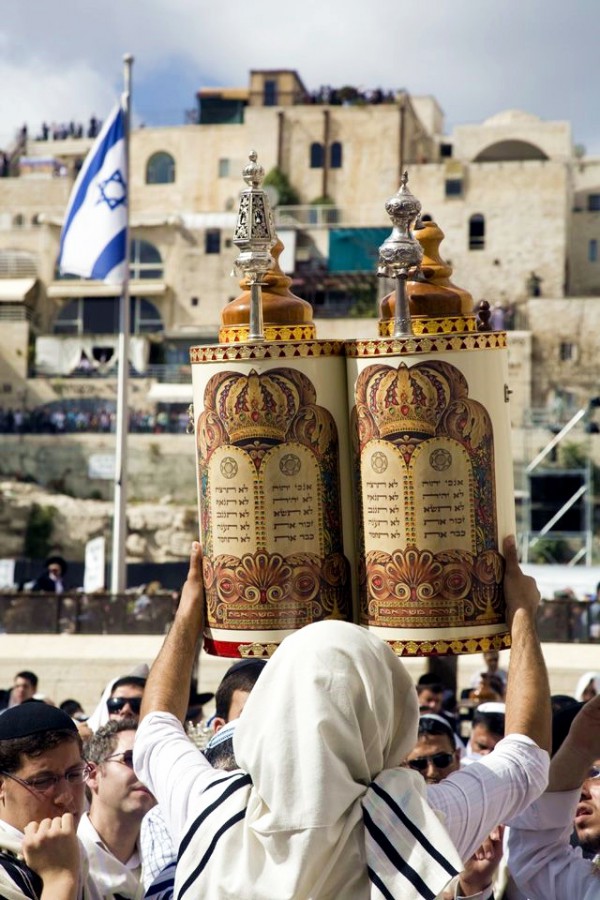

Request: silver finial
left=233, top=151, right=277, bottom=342
left=377, top=171, right=423, bottom=338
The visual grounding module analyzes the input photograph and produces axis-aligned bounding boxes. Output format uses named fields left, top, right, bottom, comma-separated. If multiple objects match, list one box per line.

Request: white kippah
left=476, top=701, right=506, bottom=714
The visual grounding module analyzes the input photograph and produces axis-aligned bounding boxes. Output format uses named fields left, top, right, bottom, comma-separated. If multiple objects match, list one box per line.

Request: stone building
left=0, top=68, right=599, bottom=424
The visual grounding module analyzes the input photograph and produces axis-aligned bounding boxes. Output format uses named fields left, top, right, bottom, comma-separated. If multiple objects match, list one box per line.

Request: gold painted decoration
left=190, top=340, right=345, bottom=364
left=346, top=344, right=514, bottom=655
left=192, top=351, right=355, bottom=657
left=219, top=323, right=316, bottom=344
left=378, top=315, right=477, bottom=337
left=346, top=332, right=506, bottom=358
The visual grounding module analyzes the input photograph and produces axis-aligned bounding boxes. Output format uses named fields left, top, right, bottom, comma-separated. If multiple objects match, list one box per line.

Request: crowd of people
left=305, top=84, right=399, bottom=105
left=30, top=118, right=103, bottom=142
left=0, top=406, right=190, bottom=435
left=0, top=539, right=598, bottom=898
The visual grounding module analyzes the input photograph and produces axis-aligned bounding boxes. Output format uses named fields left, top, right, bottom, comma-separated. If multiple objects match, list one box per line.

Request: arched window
left=130, top=239, right=163, bottom=279
left=310, top=142, right=324, bottom=169
left=146, top=151, right=176, bottom=184
left=469, top=214, right=485, bottom=251
left=330, top=142, right=343, bottom=169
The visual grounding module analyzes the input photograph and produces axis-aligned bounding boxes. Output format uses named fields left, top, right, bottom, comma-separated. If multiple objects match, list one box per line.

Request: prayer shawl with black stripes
left=174, top=621, right=462, bottom=899
left=0, top=825, right=102, bottom=900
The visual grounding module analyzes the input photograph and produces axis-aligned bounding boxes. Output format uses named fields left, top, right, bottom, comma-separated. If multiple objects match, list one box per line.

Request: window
left=588, top=194, right=600, bottom=211
left=205, top=229, right=221, bottom=254
left=53, top=297, right=163, bottom=335
left=589, top=239, right=598, bottom=262
left=132, top=298, right=163, bottom=333
left=469, top=214, right=485, bottom=251
left=218, top=158, right=230, bottom=178
left=129, top=239, right=163, bottom=279
left=445, top=179, right=463, bottom=197
left=264, top=79, right=278, bottom=106
left=54, top=299, right=83, bottom=334
left=310, top=142, right=324, bottom=169
left=330, top=142, right=343, bottom=169
left=559, top=342, right=576, bottom=361
left=12, top=214, right=24, bottom=228
left=440, top=143, right=453, bottom=158
left=146, top=151, right=175, bottom=184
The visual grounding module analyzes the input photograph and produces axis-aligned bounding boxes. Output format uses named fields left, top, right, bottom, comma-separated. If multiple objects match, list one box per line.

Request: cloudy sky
left=1, top=0, right=598, bottom=152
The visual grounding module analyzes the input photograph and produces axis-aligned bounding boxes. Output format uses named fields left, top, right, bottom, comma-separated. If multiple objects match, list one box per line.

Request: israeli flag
left=58, top=103, right=127, bottom=284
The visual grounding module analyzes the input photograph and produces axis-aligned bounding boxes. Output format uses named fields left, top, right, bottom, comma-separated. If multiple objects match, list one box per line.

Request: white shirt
left=78, top=812, right=143, bottom=900
left=134, top=712, right=549, bottom=866
left=507, top=789, right=600, bottom=899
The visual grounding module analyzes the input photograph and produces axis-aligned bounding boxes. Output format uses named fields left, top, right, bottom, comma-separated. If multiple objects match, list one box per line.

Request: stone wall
left=0, top=433, right=197, bottom=502
left=0, top=480, right=198, bottom=563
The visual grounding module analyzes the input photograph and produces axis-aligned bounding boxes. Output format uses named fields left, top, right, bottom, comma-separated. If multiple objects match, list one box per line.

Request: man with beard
left=508, top=693, right=600, bottom=899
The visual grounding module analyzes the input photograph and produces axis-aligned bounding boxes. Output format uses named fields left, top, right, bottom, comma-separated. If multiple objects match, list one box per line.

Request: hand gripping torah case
left=345, top=176, right=514, bottom=655
left=190, top=153, right=355, bottom=658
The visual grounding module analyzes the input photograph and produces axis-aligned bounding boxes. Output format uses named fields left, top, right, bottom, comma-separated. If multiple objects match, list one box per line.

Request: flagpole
left=111, top=52, right=133, bottom=595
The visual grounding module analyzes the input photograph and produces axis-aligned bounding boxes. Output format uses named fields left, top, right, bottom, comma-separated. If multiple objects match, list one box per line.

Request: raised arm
left=502, top=535, right=551, bottom=752
left=507, top=698, right=600, bottom=900
left=427, top=536, right=551, bottom=860
left=140, top=542, right=204, bottom=724
left=547, top=693, right=600, bottom=791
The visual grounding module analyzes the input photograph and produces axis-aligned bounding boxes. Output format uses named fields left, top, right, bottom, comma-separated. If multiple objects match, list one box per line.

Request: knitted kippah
left=205, top=719, right=237, bottom=750
left=0, top=701, right=77, bottom=741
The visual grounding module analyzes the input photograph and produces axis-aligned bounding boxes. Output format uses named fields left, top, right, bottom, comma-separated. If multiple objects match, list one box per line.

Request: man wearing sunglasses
left=79, top=719, right=155, bottom=899
left=0, top=701, right=101, bottom=899
left=406, top=714, right=462, bottom=784
left=508, top=694, right=600, bottom=899
left=106, top=677, right=145, bottom=721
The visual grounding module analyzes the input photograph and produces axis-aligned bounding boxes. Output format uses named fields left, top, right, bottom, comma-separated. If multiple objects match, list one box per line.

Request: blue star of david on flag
left=97, top=169, right=127, bottom=210
left=57, top=104, right=128, bottom=283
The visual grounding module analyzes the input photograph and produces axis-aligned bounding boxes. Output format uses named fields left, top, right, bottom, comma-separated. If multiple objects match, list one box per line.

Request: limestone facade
left=0, top=69, right=599, bottom=418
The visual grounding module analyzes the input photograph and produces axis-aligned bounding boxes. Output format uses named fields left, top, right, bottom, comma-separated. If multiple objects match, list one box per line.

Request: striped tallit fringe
left=175, top=771, right=252, bottom=900
left=363, top=782, right=459, bottom=900
left=144, top=860, right=176, bottom=899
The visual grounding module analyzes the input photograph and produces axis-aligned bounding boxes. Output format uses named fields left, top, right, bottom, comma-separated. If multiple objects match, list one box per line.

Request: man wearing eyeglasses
left=508, top=694, right=600, bottom=899
left=0, top=701, right=101, bottom=899
left=79, top=719, right=155, bottom=899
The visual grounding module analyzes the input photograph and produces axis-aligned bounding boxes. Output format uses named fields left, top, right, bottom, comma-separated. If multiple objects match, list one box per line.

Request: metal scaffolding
left=521, top=408, right=594, bottom=565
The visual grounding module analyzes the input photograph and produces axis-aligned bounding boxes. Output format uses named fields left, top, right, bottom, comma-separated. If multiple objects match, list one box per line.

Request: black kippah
left=0, top=701, right=77, bottom=741
left=224, top=658, right=267, bottom=679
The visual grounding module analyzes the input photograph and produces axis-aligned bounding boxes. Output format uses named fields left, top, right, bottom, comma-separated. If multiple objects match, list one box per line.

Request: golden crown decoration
left=360, top=362, right=453, bottom=439
left=213, top=369, right=304, bottom=445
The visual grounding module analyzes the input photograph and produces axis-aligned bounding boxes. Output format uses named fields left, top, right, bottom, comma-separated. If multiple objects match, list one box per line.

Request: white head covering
left=175, top=620, right=461, bottom=899
left=85, top=663, right=149, bottom=732
left=574, top=671, right=600, bottom=702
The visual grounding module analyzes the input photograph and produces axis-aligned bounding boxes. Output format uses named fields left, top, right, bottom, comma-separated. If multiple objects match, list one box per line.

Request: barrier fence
left=0, top=592, right=597, bottom=641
